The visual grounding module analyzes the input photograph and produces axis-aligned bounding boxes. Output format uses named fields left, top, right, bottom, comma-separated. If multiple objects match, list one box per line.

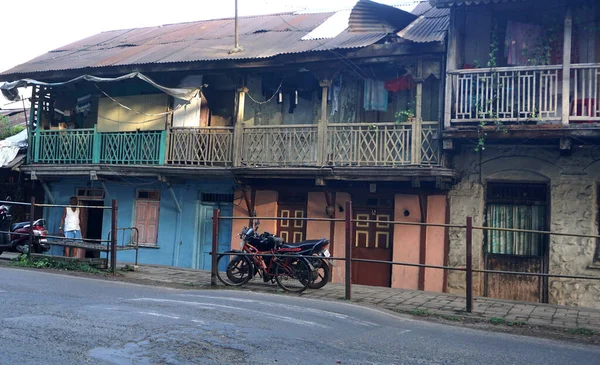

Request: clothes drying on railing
left=363, top=79, right=388, bottom=112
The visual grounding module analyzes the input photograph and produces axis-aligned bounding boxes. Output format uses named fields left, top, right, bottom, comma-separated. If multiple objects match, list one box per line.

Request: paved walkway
left=124, top=264, right=600, bottom=331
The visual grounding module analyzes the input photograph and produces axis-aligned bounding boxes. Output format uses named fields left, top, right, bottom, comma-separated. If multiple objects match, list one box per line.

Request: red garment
left=384, top=75, right=416, bottom=92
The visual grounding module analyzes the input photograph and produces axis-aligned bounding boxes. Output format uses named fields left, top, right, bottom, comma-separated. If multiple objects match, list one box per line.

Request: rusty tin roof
left=1, top=12, right=388, bottom=79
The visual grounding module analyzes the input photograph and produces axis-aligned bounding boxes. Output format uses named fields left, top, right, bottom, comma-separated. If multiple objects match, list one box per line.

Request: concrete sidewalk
left=124, top=264, right=600, bottom=332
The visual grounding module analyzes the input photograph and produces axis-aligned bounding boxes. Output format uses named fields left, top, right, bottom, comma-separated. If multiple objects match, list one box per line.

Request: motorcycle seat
left=10, top=222, right=28, bottom=231
left=281, top=238, right=328, bottom=250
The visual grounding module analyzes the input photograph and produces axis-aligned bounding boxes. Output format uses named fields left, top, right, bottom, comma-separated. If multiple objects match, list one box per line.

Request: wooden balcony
left=239, top=124, right=318, bottom=167
left=167, top=127, right=233, bottom=166
left=238, top=121, right=440, bottom=167
left=446, top=64, right=600, bottom=125
left=30, top=122, right=440, bottom=170
left=31, top=127, right=232, bottom=166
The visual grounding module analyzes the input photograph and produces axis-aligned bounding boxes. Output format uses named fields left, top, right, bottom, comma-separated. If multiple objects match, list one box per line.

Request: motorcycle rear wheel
left=216, top=254, right=253, bottom=286
left=308, top=258, right=330, bottom=290
left=274, top=257, right=311, bottom=293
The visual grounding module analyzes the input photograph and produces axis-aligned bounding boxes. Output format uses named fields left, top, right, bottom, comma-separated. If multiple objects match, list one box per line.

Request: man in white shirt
left=59, top=196, right=83, bottom=257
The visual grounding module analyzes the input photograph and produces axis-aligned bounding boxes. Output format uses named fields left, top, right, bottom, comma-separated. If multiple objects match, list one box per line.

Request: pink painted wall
left=231, top=189, right=249, bottom=249
left=230, top=190, right=278, bottom=249
left=331, top=192, right=350, bottom=284
left=306, top=192, right=330, bottom=240
left=392, top=194, right=422, bottom=290
left=255, top=190, right=278, bottom=235
left=424, top=195, right=447, bottom=293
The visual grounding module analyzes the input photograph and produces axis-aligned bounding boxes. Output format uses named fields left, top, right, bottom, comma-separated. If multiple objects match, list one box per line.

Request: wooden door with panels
left=276, top=192, right=307, bottom=244
left=352, top=196, right=394, bottom=287
left=135, top=190, right=161, bottom=246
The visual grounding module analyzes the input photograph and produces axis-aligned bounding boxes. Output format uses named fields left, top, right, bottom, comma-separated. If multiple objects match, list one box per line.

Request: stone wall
left=448, top=144, right=600, bottom=308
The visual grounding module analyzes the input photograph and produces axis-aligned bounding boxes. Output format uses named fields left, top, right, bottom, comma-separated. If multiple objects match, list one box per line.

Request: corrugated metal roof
left=397, top=2, right=449, bottom=43
left=431, top=0, right=525, bottom=7
left=302, top=10, right=351, bottom=40
left=1, top=12, right=388, bottom=78
left=349, top=0, right=417, bottom=33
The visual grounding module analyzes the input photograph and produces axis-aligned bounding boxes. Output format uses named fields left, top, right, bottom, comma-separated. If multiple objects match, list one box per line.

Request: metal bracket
left=39, top=179, right=55, bottom=204
left=167, top=184, right=182, bottom=214
left=101, top=181, right=111, bottom=199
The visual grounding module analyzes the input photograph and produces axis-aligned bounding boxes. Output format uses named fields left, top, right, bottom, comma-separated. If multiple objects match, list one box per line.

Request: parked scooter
left=0, top=200, right=50, bottom=255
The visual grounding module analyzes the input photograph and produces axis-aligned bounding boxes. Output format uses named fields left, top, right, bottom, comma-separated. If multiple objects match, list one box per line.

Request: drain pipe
left=168, top=184, right=183, bottom=266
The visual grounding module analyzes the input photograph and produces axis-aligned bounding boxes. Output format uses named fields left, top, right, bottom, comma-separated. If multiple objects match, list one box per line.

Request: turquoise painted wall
left=44, top=178, right=234, bottom=269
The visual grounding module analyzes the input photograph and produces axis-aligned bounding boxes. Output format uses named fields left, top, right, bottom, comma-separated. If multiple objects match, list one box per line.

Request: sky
left=0, top=0, right=417, bottom=73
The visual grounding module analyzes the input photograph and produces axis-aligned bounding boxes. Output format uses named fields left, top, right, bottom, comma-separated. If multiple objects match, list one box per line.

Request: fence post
left=465, top=216, right=473, bottom=313
left=28, top=197, right=35, bottom=257
left=345, top=201, right=353, bottom=300
left=211, top=209, right=220, bottom=286
left=111, top=199, right=118, bottom=274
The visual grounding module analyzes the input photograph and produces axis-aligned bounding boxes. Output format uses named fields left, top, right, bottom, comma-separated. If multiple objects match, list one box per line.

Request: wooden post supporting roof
left=233, top=87, right=248, bottom=166
left=318, top=80, right=332, bottom=166
left=561, top=8, right=572, bottom=126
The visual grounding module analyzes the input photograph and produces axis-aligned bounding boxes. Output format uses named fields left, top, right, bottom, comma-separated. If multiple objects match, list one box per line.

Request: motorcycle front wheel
left=274, top=257, right=312, bottom=293
left=308, top=258, right=330, bottom=290
left=216, top=254, right=253, bottom=286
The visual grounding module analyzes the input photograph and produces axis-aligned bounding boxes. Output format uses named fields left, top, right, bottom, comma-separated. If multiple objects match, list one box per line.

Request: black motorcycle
left=261, top=232, right=332, bottom=289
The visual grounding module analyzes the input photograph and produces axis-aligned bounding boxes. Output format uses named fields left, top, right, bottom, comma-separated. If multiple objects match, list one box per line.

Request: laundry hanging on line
left=363, top=79, right=388, bottom=112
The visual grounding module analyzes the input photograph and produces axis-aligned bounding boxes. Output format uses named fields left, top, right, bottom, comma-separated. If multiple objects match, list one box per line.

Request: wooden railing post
left=345, top=201, right=353, bottom=300
left=318, top=80, right=332, bottom=166
left=158, top=130, right=167, bottom=165
left=211, top=209, right=220, bottom=286
left=465, top=216, right=473, bottom=313
left=92, top=125, right=101, bottom=164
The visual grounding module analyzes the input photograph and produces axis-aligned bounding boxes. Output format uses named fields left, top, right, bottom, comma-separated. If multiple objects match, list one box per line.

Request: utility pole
left=230, top=0, right=244, bottom=54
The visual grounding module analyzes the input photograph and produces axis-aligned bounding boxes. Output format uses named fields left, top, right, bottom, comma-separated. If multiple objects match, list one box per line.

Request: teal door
left=196, top=204, right=232, bottom=271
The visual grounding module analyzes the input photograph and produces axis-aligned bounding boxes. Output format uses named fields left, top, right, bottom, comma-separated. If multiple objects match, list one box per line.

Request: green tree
left=0, top=115, right=25, bottom=140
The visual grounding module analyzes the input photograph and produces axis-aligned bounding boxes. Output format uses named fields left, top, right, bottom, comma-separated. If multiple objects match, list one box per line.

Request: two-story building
left=0, top=1, right=455, bottom=291
left=434, top=0, right=600, bottom=307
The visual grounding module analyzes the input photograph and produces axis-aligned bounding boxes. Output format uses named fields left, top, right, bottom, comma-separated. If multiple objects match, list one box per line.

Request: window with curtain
left=485, top=183, right=547, bottom=257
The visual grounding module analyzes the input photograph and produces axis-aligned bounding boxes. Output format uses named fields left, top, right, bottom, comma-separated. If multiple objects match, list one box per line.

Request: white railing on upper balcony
left=570, top=64, right=600, bottom=122
left=448, top=64, right=600, bottom=125
left=448, top=65, right=563, bottom=123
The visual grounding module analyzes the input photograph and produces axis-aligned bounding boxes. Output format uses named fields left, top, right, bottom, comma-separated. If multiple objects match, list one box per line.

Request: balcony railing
left=570, top=64, right=600, bottom=122
left=327, top=123, right=412, bottom=166
left=30, top=122, right=440, bottom=168
left=240, top=124, right=319, bottom=167
left=448, top=65, right=563, bottom=123
left=447, top=63, right=600, bottom=125
left=167, top=127, right=233, bottom=166
left=100, top=131, right=165, bottom=165
left=33, top=128, right=95, bottom=164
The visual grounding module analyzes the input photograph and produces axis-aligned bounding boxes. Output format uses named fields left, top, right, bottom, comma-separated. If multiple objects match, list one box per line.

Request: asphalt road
left=0, top=267, right=598, bottom=365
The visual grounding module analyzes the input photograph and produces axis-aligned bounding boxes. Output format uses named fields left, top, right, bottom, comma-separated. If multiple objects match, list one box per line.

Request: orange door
left=277, top=204, right=306, bottom=243
left=135, top=200, right=160, bottom=245
left=352, top=208, right=393, bottom=287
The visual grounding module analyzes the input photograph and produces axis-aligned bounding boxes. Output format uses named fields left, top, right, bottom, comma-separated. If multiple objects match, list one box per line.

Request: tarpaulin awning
left=0, top=72, right=200, bottom=102
left=0, top=128, right=27, bottom=168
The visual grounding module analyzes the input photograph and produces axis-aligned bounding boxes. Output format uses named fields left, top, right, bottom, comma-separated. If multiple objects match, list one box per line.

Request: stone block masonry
left=447, top=144, right=600, bottom=308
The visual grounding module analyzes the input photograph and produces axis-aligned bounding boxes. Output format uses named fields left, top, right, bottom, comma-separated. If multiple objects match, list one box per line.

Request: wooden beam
left=561, top=8, right=572, bottom=125
left=444, top=10, right=459, bottom=128
left=412, top=60, right=424, bottom=164
left=318, top=80, right=331, bottom=166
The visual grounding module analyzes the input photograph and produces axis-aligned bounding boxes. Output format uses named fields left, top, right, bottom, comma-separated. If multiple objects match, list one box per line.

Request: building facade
left=436, top=0, right=600, bottom=307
